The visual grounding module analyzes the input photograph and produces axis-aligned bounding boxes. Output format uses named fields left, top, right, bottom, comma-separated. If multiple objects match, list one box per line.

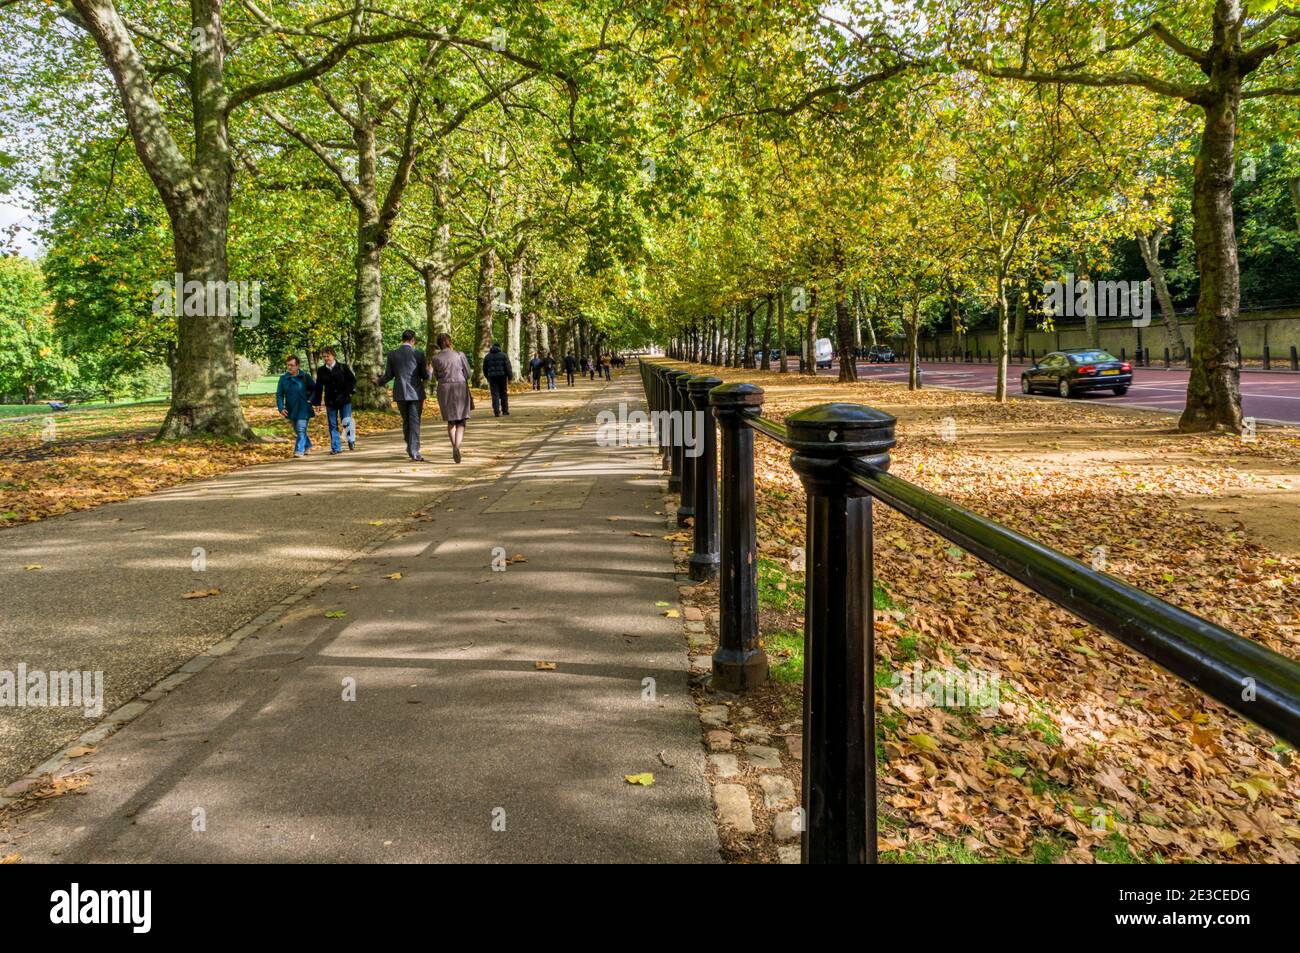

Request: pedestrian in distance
left=563, top=353, right=577, bottom=386
left=377, top=329, right=430, bottom=461
left=529, top=354, right=543, bottom=390
left=580, top=356, right=590, bottom=378
left=313, top=346, right=357, bottom=454
left=543, top=352, right=557, bottom=390
left=482, top=341, right=512, bottom=417
left=430, top=332, right=473, bottom=463
left=600, top=355, right=611, bottom=381
left=276, top=354, right=316, bottom=458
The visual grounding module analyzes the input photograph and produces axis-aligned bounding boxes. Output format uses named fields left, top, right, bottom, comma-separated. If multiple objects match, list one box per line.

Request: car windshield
left=1069, top=350, right=1118, bottom=364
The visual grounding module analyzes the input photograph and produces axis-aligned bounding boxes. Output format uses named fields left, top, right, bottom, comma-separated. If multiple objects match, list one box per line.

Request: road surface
left=823, top=360, right=1300, bottom=425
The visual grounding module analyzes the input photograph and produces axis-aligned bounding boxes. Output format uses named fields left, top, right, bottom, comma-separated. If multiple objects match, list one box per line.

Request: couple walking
left=379, top=329, right=472, bottom=463
left=275, top=347, right=356, bottom=457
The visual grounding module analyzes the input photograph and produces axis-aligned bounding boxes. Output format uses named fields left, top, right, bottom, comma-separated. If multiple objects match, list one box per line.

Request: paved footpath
left=0, top=372, right=719, bottom=862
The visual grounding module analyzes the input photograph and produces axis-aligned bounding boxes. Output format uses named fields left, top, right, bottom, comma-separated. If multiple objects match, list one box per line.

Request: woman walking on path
left=276, top=354, right=316, bottom=458
left=429, top=332, right=472, bottom=463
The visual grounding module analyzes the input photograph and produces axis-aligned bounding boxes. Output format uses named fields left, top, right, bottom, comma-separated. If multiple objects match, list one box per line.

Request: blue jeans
left=326, top=403, right=354, bottom=452
left=293, top=418, right=312, bottom=455
left=546, top=370, right=556, bottom=390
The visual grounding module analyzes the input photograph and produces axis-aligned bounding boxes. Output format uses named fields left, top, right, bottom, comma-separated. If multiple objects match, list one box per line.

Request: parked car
left=866, top=344, right=896, bottom=363
left=814, top=337, right=834, bottom=369
left=1021, top=349, right=1133, bottom=398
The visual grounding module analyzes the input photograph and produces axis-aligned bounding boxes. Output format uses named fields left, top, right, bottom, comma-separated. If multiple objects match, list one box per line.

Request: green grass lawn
left=0, top=375, right=277, bottom=421
left=239, top=374, right=280, bottom=396
left=0, top=396, right=170, bottom=419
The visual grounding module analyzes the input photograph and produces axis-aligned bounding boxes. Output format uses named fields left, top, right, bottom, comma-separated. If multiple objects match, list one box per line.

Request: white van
left=814, top=338, right=834, bottom=369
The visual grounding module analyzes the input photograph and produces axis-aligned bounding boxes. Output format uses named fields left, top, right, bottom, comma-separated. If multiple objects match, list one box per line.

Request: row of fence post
left=639, top=358, right=895, bottom=863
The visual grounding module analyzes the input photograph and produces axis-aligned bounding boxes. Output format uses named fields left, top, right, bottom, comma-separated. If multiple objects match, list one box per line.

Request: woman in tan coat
left=429, top=332, right=473, bottom=463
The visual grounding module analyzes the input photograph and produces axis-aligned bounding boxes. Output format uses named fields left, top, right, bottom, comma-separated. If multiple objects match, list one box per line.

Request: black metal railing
left=637, top=358, right=1300, bottom=865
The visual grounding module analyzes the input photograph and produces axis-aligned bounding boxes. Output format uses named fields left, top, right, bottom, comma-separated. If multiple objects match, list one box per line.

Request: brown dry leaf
left=23, top=564, right=41, bottom=571
left=384, top=572, right=402, bottom=581
left=64, top=745, right=96, bottom=759
left=33, top=773, right=92, bottom=799
left=1095, top=768, right=1138, bottom=802
left=1231, top=776, right=1279, bottom=803
left=181, top=588, right=220, bottom=599
left=0, top=854, right=19, bottom=864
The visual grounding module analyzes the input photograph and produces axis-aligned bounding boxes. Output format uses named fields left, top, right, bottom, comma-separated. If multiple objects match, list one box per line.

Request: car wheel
left=1112, top=386, right=1128, bottom=396
left=1057, top=378, right=1072, bottom=398
left=1020, top=375, right=1031, bottom=394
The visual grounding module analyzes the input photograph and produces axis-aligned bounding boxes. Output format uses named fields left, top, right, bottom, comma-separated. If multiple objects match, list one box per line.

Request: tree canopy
left=0, top=0, right=1297, bottom=433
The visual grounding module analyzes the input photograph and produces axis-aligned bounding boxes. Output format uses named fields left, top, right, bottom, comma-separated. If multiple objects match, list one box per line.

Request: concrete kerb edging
left=0, top=402, right=578, bottom=808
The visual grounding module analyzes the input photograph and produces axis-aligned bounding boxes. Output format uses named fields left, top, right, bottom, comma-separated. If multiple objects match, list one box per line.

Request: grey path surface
left=1, top=389, right=580, bottom=786
left=2, top=372, right=719, bottom=863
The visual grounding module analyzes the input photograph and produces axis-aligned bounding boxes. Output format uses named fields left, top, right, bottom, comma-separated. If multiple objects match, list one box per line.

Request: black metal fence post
left=649, top=365, right=670, bottom=471
left=709, top=383, right=767, bottom=691
left=660, top=366, right=670, bottom=470
left=1293, top=346, right=1299, bottom=372
left=688, top=376, right=721, bottom=581
left=786, top=402, right=896, bottom=864
left=1264, top=346, right=1271, bottom=371
left=665, top=369, right=686, bottom=492
left=675, top=373, right=696, bottom=526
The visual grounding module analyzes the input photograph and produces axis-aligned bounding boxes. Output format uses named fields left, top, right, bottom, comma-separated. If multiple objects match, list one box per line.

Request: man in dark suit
left=378, top=329, right=431, bottom=460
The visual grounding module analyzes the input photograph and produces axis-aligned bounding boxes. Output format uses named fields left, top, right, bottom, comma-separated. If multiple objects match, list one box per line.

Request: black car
left=867, top=344, right=896, bottom=363
left=1021, top=349, right=1132, bottom=398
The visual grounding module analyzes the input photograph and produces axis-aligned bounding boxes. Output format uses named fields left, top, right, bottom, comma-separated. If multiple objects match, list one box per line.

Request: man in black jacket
left=377, top=329, right=431, bottom=460
left=563, top=353, right=577, bottom=386
left=313, top=347, right=357, bottom=454
left=482, top=342, right=512, bottom=417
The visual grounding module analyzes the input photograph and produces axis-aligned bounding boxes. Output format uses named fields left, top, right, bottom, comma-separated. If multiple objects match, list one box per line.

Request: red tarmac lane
left=820, top=360, right=1300, bottom=425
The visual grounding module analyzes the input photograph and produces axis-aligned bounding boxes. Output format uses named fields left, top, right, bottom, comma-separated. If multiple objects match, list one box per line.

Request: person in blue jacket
left=276, top=354, right=316, bottom=457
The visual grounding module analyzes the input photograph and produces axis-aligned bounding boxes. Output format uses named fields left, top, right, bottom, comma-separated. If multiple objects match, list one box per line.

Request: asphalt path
left=1, top=373, right=718, bottom=862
